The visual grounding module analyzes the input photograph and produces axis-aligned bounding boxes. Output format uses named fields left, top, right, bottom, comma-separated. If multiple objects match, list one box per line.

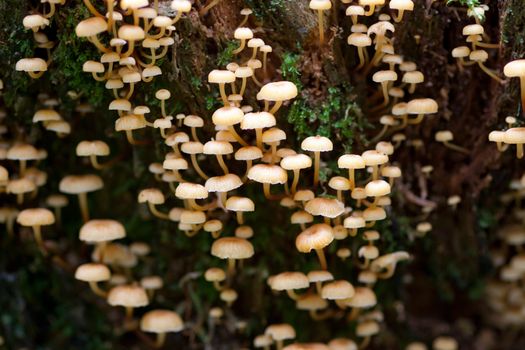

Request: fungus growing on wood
left=309, top=0, right=332, bottom=45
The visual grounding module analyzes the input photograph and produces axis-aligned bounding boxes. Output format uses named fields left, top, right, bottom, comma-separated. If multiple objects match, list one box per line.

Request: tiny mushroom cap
left=7, top=143, right=39, bottom=160
left=180, top=210, right=207, bottom=225
left=296, top=224, right=334, bottom=252
left=432, top=337, right=458, bottom=350
left=291, top=211, right=314, bottom=225
left=17, top=208, right=55, bottom=227
left=373, top=70, right=398, bottom=83
left=345, top=287, right=377, bottom=308
left=463, top=24, right=484, bottom=36
left=140, top=310, right=184, bottom=333
left=107, top=285, right=149, bottom=307
left=33, top=109, right=61, bottom=123
left=301, top=136, right=333, bottom=153
left=504, top=59, right=525, bottom=77
left=234, top=27, right=254, bottom=40
left=212, top=106, right=244, bottom=126
left=235, top=225, right=254, bottom=239
left=205, top=174, right=243, bottom=192
left=416, top=222, right=432, bottom=234
left=390, top=0, right=414, bottom=10
left=205, top=267, right=226, bottom=282
left=344, top=216, right=366, bottom=229
left=469, top=50, right=488, bottom=62
left=283, top=344, right=329, bottom=350
left=254, top=334, right=274, bottom=348
left=435, top=130, right=454, bottom=142
left=211, top=237, right=254, bottom=260
left=203, top=140, right=234, bottom=155
left=270, top=272, right=310, bottom=290
left=226, top=196, right=255, bottom=212
left=76, top=140, right=110, bottom=156
left=257, top=81, right=298, bottom=101
left=208, top=70, right=236, bottom=84
left=296, top=294, right=329, bottom=310
left=307, top=270, right=334, bottom=283
left=75, top=263, right=111, bottom=282
left=403, top=71, right=424, bottom=84
left=79, top=219, right=126, bottom=243
left=346, top=5, right=365, bottom=16
left=7, top=178, right=36, bottom=195
left=504, top=127, right=525, bottom=145
left=265, top=324, right=296, bottom=341
left=59, top=174, right=103, bottom=194
left=406, top=98, right=438, bottom=114
left=305, top=198, right=345, bottom=218
left=235, top=146, right=263, bottom=161
left=338, top=154, right=365, bottom=169
left=175, top=183, right=208, bottom=199
left=447, top=195, right=461, bottom=206
left=381, top=165, right=402, bottom=178
left=347, top=33, right=372, bottom=47
left=309, top=0, right=332, bottom=10
left=23, top=14, right=50, bottom=30
left=241, top=8, right=253, bottom=15
left=204, top=219, right=223, bottom=233
left=141, top=276, right=163, bottom=290
left=220, top=288, right=238, bottom=303
left=281, top=154, right=312, bottom=170
left=365, top=180, right=391, bottom=197
left=46, top=194, right=68, bottom=208
left=294, top=189, right=316, bottom=202
left=329, top=177, right=351, bottom=191
left=361, top=150, right=388, bottom=166
left=248, top=164, right=288, bottom=184
left=15, top=58, right=48, bottom=73
left=130, top=242, right=150, bottom=256
left=328, top=338, right=357, bottom=350
left=321, top=280, right=355, bottom=300
left=406, top=342, right=428, bottom=350
left=452, top=46, right=470, bottom=58
left=75, top=17, right=108, bottom=37
left=241, top=112, right=276, bottom=130
left=376, top=141, right=394, bottom=155
left=356, top=321, right=380, bottom=337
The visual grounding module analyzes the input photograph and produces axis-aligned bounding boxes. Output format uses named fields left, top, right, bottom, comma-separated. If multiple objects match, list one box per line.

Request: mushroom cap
left=406, top=98, right=438, bottom=114
left=294, top=189, right=315, bottom=202
left=257, top=81, right=298, bottom=101
left=248, top=164, right=288, bottom=184
left=346, top=5, right=365, bottom=16
left=328, top=176, right=351, bottom=191
left=363, top=206, right=386, bottom=221
left=309, top=0, right=332, bottom=10
left=361, top=150, right=388, bottom=166
left=504, top=59, right=525, bottom=77
left=265, top=324, right=296, bottom=341
left=307, top=270, right=334, bottom=283
left=46, top=120, right=71, bottom=135
left=296, top=224, right=334, bottom=252
left=234, top=27, right=254, bottom=40
left=118, top=24, right=145, bottom=41
left=402, top=71, right=424, bottom=84
left=79, top=219, right=126, bottom=243
left=435, top=130, right=454, bottom=142
left=345, top=287, right=377, bottom=308
left=7, top=143, right=39, bottom=160
left=263, top=128, right=286, bottom=144
left=211, top=237, right=254, bottom=259
left=107, top=285, right=148, bottom=307
left=208, top=69, right=236, bottom=84
left=120, top=0, right=149, bottom=9
left=370, top=251, right=410, bottom=271
left=462, top=23, right=484, bottom=36
left=235, top=225, right=254, bottom=239
left=281, top=154, right=312, bottom=170
left=432, top=337, right=458, bottom=350
left=17, top=208, right=55, bottom=227
left=138, top=188, right=165, bottom=204
left=175, top=182, right=208, bottom=199
left=75, top=263, right=111, bottom=282
left=452, top=46, right=470, bottom=58
left=305, top=198, right=345, bottom=218
left=203, top=140, right=234, bottom=155
left=16, top=58, right=48, bottom=72
left=254, top=334, right=274, bottom=348
left=33, top=109, right=61, bottom=123
left=406, top=342, right=428, bottom=350
left=240, top=112, right=276, bottom=130
left=296, top=294, right=328, bottom=310
left=389, top=0, right=414, bottom=10
left=140, top=276, right=163, bottom=290
left=270, top=271, right=309, bottom=290
left=220, top=288, right=238, bottom=303
left=504, top=127, right=525, bottom=144
left=205, top=174, right=243, bottom=192
left=142, top=66, right=162, bottom=78
left=163, top=157, right=188, bottom=170
left=180, top=210, right=206, bottom=225
left=365, top=180, right=391, bottom=197
left=372, top=70, right=398, bottom=83
left=321, top=280, right=355, bottom=300
left=23, top=14, right=50, bottom=29
left=344, top=216, right=366, bottom=229
left=301, top=135, right=333, bottom=152
left=212, top=106, right=244, bottom=126
left=240, top=8, right=253, bottom=15
left=130, top=242, right=150, bottom=256
left=204, top=267, right=226, bottom=282
left=181, top=141, right=204, bottom=155
left=83, top=60, right=104, bottom=73
left=291, top=210, right=314, bottom=224
left=358, top=245, right=379, bottom=259
left=165, top=131, right=190, bottom=146
left=469, top=49, right=488, bottom=62
left=203, top=219, right=223, bottom=233
left=46, top=194, right=68, bottom=208
left=115, top=115, right=147, bottom=131
left=283, top=343, right=329, bottom=350
left=247, top=38, right=265, bottom=48
left=76, top=140, right=110, bottom=156
left=171, top=0, right=192, bottom=12
left=184, top=115, right=204, bottom=128
left=235, top=146, right=263, bottom=161
left=356, top=320, right=380, bottom=337
left=347, top=33, right=372, bottom=47
left=140, top=309, right=184, bottom=333
left=59, top=174, right=103, bottom=194
left=225, top=196, right=255, bottom=212
left=328, top=338, right=358, bottom=350
left=350, top=23, right=368, bottom=34
left=7, top=178, right=36, bottom=194
left=381, top=165, right=401, bottom=178
left=338, top=154, right=365, bottom=169
left=75, top=17, right=107, bottom=37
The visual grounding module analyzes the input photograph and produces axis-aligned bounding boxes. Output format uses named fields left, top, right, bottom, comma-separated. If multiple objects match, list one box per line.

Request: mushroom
left=115, top=114, right=147, bottom=145
left=138, top=188, right=170, bottom=220
left=205, top=174, right=243, bottom=207
left=140, top=310, right=184, bottom=348
left=372, top=70, right=398, bottom=107
left=181, top=141, right=209, bottom=180
left=469, top=50, right=504, bottom=83
left=296, top=224, right=334, bottom=270
left=347, top=33, right=372, bottom=70
left=356, top=320, right=379, bottom=349
left=265, top=324, right=296, bottom=350
left=80, top=219, right=126, bottom=260
left=301, top=136, right=333, bottom=187
left=175, top=182, right=211, bottom=211
left=76, top=140, right=111, bottom=169
left=211, top=237, right=254, bottom=277
left=406, top=98, right=438, bottom=125
left=140, top=276, right=163, bottom=299
left=7, top=178, right=36, bottom=205
left=107, top=284, right=149, bottom=320
left=235, top=146, right=263, bottom=180
left=257, top=81, right=298, bottom=114
left=362, top=150, right=388, bottom=181
left=270, top=271, right=309, bottom=300
left=226, top=196, right=254, bottom=225
left=209, top=70, right=236, bottom=106
left=59, top=174, right=103, bottom=222
left=232, top=27, right=253, bottom=54
left=389, top=0, right=414, bottom=22
left=6, top=143, right=39, bottom=176
left=432, top=337, right=458, bottom=350
left=309, top=0, right=332, bottom=45
left=360, top=0, right=385, bottom=16
left=203, top=140, right=234, bottom=175
left=240, top=111, right=276, bottom=150
left=239, top=8, right=253, bottom=27
left=45, top=194, right=68, bottom=227
left=212, top=106, right=248, bottom=146
left=281, top=154, right=312, bottom=194
left=328, top=339, right=358, bottom=350
left=17, top=208, right=55, bottom=255
left=247, top=164, right=288, bottom=199
left=75, top=263, right=111, bottom=297
left=435, top=130, right=469, bottom=154
left=402, top=71, right=424, bottom=94
left=346, top=5, right=365, bottom=25
left=75, top=17, right=110, bottom=53
left=504, top=128, right=525, bottom=158
left=504, top=60, right=525, bottom=113
left=296, top=294, right=330, bottom=320
left=204, top=267, right=226, bottom=290
left=344, top=215, right=366, bottom=237
left=321, top=280, right=355, bottom=309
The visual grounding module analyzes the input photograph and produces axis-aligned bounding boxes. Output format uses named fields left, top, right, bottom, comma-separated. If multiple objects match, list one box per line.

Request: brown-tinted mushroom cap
left=296, top=224, right=334, bottom=252
left=140, top=310, right=184, bottom=333
left=107, top=285, right=149, bottom=307
left=211, top=237, right=254, bottom=259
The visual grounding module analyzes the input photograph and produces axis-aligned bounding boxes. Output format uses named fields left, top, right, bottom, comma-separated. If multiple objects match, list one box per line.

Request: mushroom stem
left=269, top=100, right=283, bottom=115
left=256, top=128, right=264, bottom=149
left=83, top=0, right=104, bottom=17
left=239, top=15, right=249, bottom=27
left=315, top=248, right=328, bottom=270
left=276, top=340, right=284, bottom=350
left=161, top=100, right=168, bottom=118
left=348, top=307, right=361, bottom=321
left=216, top=155, right=229, bottom=174
left=372, top=165, right=379, bottom=181
left=496, top=142, right=508, bottom=152
left=89, top=155, right=109, bottom=170
left=190, top=154, right=209, bottom=180
left=88, top=35, right=110, bottom=53
left=125, top=130, right=140, bottom=145
left=213, top=280, right=223, bottom=291
left=393, top=10, right=405, bottom=23
left=78, top=192, right=90, bottom=223
left=148, top=202, right=170, bottom=220
left=242, top=160, right=253, bottom=181
left=232, top=39, right=246, bottom=55
left=443, top=142, right=470, bottom=155
left=364, top=5, right=376, bottom=16
left=520, top=78, right=525, bottom=114
left=28, top=71, right=46, bottom=79
left=200, top=0, right=220, bottom=15
left=88, top=281, right=108, bottom=297
left=125, top=306, right=134, bottom=320
left=125, top=82, right=135, bottom=100
left=270, top=143, right=278, bottom=164
left=407, top=114, right=424, bottom=125
left=313, top=151, right=321, bottom=188
left=371, top=125, right=389, bottom=143
left=315, top=281, right=323, bottom=295
left=219, top=83, right=229, bottom=106
left=32, top=225, right=47, bottom=255
left=291, top=169, right=301, bottom=194
left=236, top=212, right=244, bottom=225
left=348, top=169, right=356, bottom=190
left=285, top=289, right=301, bottom=300
left=262, top=183, right=273, bottom=200
left=359, top=336, right=371, bottom=349
left=227, top=126, right=249, bottom=146
left=154, top=332, right=166, bottom=348
left=262, top=52, right=269, bottom=78
left=227, top=258, right=236, bottom=277
left=188, top=199, right=211, bottom=211
left=516, top=144, right=524, bottom=159
left=317, top=10, right=325, bottom=44
left=190, top=128, right=200, bottom=143
left=475, top=41, right=500, bottom=49
left=239, top=77, right=248, bottom=96
left=356, top=47, right=366, bottom=70
left=478, top=62, right=505, bottom=83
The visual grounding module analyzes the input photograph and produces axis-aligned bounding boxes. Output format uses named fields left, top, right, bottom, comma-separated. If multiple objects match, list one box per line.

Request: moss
left=216, top=40, right=238, bottom=67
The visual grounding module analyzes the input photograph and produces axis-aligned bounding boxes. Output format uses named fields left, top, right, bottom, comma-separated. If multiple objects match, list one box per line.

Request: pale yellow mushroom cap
left=257, top=81, right=298, bottom=101
left=76, top=140, right=110, bottom=156
left=356, top=320, right=380, bottom=337
left=225, top=196, right=255, bottom=212
left=118, top=24, right=146, bottom=41
left=163, top=157, right=188, bottom=171
left=130, top=242, right=150, bottom=256
left=452, top=46, right=470, bottom=58
left=7, top=143, right=39, bottom=160
left=220, top=288, right=238, bottom=303
left=203, top=219, right=223, bottom=233
left=235, top=146, right=263, bottom=161
left=389, top=0, right=414, bottom=10
left=363, top=206, right=386, bottom=221
left=432, top=337, right=458, bottom=350
left=211, top=237, right=254, bottom=259
left=328, top=338, right=358, bottom=350
left=281, top=154, right=312, bottom=170
left=254, top=334, right=274, bottom=348
left=381, top=165, right=401, bottom=178
left=203, top=140, right=234, bottom=155
left=205, top=174, right=243, bottom=192
left=75, top=263, right=111, bottom=282
left=33, top=109, right=61, bottom=123
left=265, top=324, right=296, bottom=341
left=283, top=343, right=329, bottom=350
left=301, top=135, right=333, bottom=152
left=208, top=69, right=236, bottom=84
left=120, top=0, right=149, bottom=10
left=309, top=0, right=332, bottom=10
left=406, top=98, right=438, bottom=114
left=270, top=271, right=309, bottom=290
left=344, top=216, right=366, bottom=229
left=504, top=127, right=525, bottom=144
left=46, top=194, right=68, bottom=208
left=346, top=5, right=365, bottom=16
left=7, top=178, right=36, bottom=194
left=212, top=106, right=244, bottom=126
left=175, top=183, right=208, bottom=199
left=79, top=219, right=126, bottom=243
left=373, top=70, right=397, bottom=83
left=321, top=280, right=355, bottom=300
left=504, top=59, right=525, bottom=77
left=361, top=150, right=388, bottom=166
left=16, top=58, right=48, bottom=72
left=241, top=112, right=276, bottom=130
left=347, top=33, right=372, bottom=47
left=296, top=224, right=334, bottom=252
left=234, top=27, right=254, bottom=40
left=171, top=0, right=192, bottom=12
left=83, top=60, right=104, bottom=73
left=291, top=211, right=314, bottom=225
left=138, top=188, right=165, bottom=204
left=406, top=342, right=428, bottom=350
left=469, top=49, right=488, bottom=62
left=248, top=164, right=288, bottom=184
left=462, top=23, right=484, bottom=36
left=403, top=71, right=424, bottom=84
left=307, top=270, right=334, bottom=283
left=296, top=294, right=328, bottom=311
left=59, top=174, right=103, bottom=194
left=204, top=267, right=226, bottom=282
left=305, top=198, right=345, bottom=218
left=23, top=14, right=50, bottom=29
left=328, top=176, right=350, bottom=191
left=75, top=17, right=107, bottom=37
left=140, top=309, right=184, bottom=333
left=263, top=128, right=286, bottom=144
left=107, top=285, right=148, bottom=307
left=17, top=208, right=55, bottom=227
left=338, top=154, right=365, bottom=169
left=115, top=115, right=147, bottom=131
left=140, top=276, right=163, bottom=290
left=365, top=180, right=391, bottom=197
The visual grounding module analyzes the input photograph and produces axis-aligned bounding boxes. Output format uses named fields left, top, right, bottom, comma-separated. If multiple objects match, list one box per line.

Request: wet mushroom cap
left=305, top=198, right=345, bottom=218
left=257, top=81, right=298, bottom=101
left=211, top=237, right=254, bottom=259
left=247, top=164, right=288, bottom=184
left=296, top=224, right=334, bottom=252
